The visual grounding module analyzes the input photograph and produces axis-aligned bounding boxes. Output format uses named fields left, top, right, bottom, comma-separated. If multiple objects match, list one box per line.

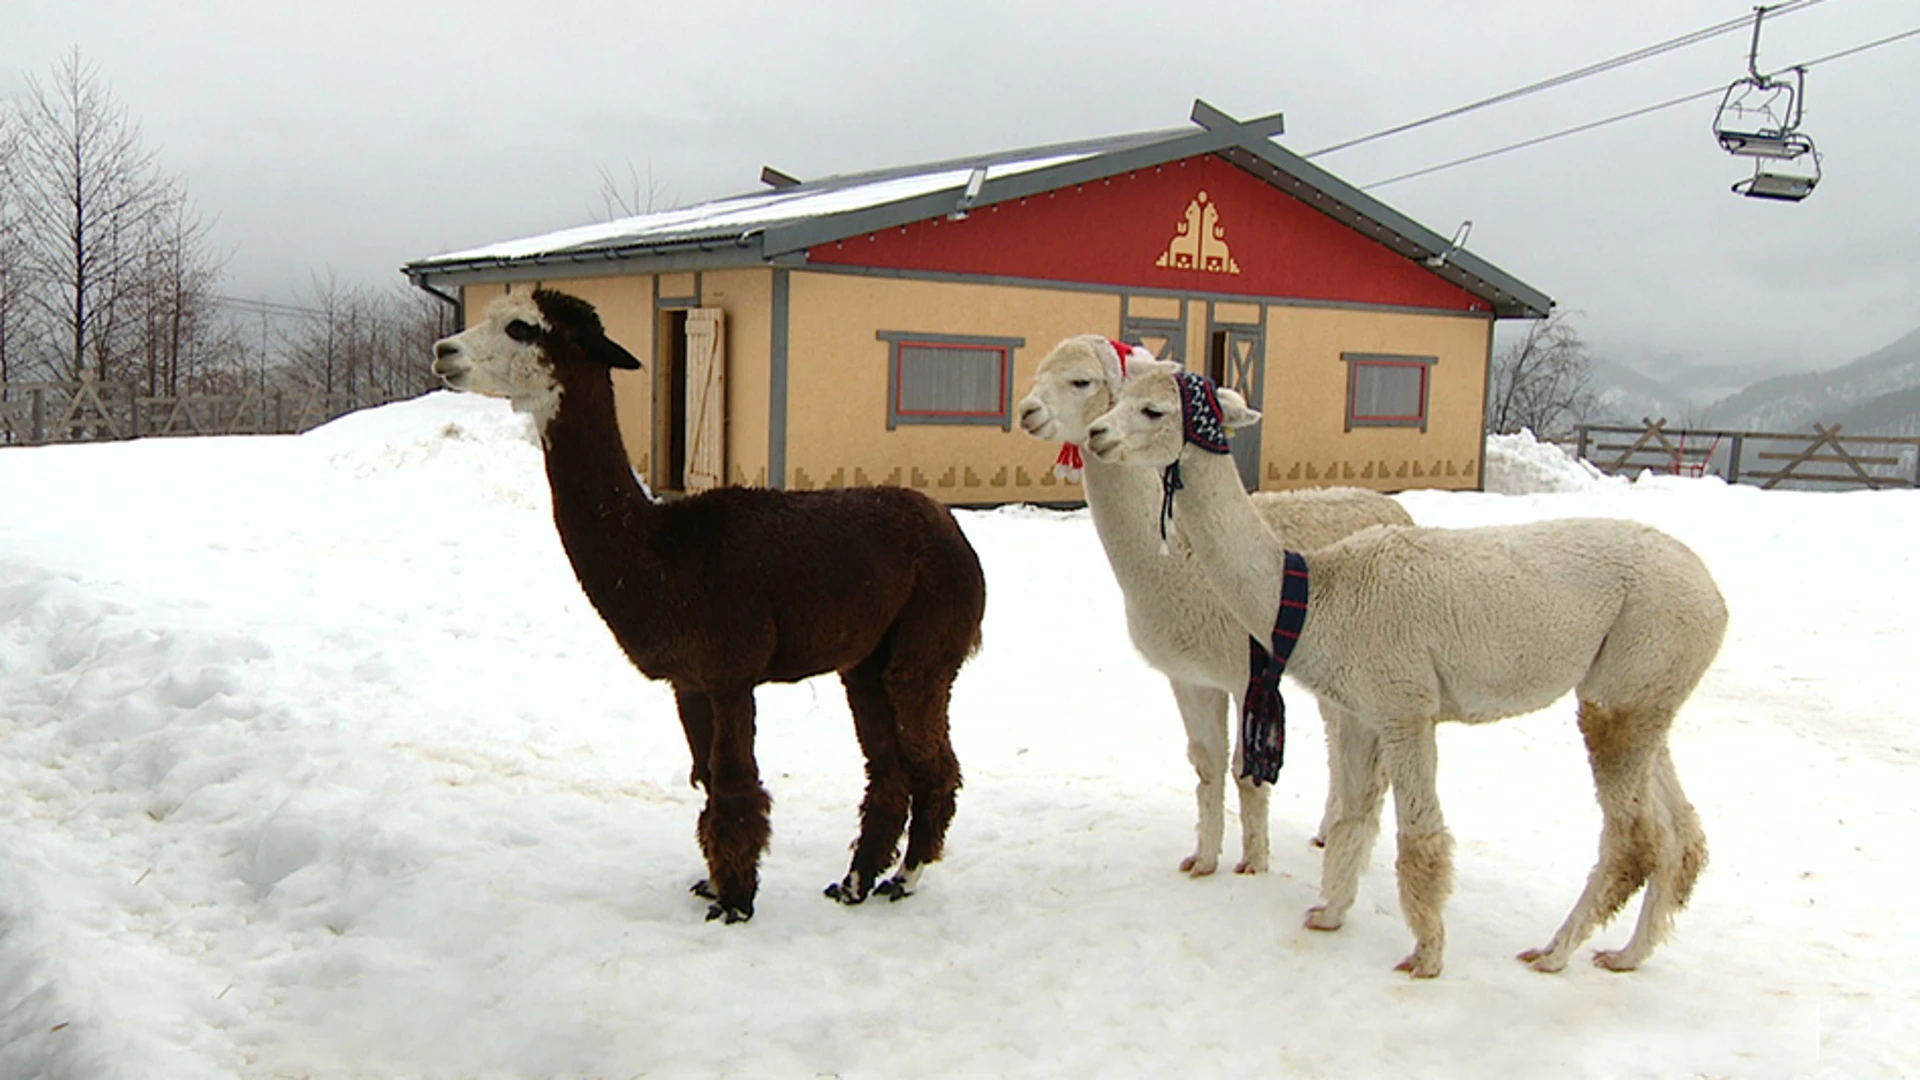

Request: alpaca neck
left=537, top=371, right=667, bottom=613
left=1080, top=455, right=1181, bottom=582
left=1168, top=446, right=1288, bottom=641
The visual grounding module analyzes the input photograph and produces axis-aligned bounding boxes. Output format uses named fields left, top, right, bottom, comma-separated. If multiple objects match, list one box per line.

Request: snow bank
left=3, top=398, right=1918, bottom=1078
left=1481, top=428, right=1623, bottom=494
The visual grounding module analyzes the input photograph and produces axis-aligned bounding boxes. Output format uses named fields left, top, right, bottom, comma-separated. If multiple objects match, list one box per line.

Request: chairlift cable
left=1306, top=0, right=1829, bottom=159
left=1360, top=22, right=1920, bottom=190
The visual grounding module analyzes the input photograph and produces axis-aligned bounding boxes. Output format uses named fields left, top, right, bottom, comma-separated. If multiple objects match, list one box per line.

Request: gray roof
left=405, top=101, right=1552, bottom=319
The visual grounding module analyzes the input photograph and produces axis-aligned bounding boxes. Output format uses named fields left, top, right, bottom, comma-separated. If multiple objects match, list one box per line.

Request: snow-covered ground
left=2, top=396, right=1915, bottom=1079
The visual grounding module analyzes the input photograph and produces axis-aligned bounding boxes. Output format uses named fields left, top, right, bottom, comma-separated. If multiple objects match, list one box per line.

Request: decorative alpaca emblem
left=1155, top=190, right=1241, bottom=275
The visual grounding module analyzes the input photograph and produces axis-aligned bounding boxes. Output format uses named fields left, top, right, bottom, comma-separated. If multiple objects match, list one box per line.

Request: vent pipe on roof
left=949, top=166, right=988, bottom=221
left=761, top=165, right=802, bottom=189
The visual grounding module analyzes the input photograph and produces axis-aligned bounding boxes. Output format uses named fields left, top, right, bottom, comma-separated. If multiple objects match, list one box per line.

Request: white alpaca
left=1017, top=335, right=1412, bottom=875
left=1086, top=360, right=1726, bottom=977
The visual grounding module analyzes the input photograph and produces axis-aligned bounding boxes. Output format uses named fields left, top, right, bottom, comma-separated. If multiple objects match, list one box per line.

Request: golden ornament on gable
left=1155, top=190, right=1242, bottom=275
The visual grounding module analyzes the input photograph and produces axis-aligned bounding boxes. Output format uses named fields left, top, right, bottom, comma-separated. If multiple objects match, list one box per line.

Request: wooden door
left=683, top=308, right=725, bottom=492
left=1208, top=325, right=1264, bottom=491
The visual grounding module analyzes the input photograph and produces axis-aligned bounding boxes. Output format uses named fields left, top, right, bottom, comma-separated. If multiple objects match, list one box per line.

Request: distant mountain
left=1579, top=326, right=1920, bottom=440
left=1700, top=326, right=1920, bottom=434
left=1585, top=354, right=1790, bottom=427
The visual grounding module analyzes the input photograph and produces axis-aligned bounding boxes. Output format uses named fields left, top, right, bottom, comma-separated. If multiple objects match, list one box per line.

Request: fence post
left=1725, top=434, right=1743, bottom=484
left=1575, top=424, right=1589, bottom=463
left=30, top=388, right=44, bottom=444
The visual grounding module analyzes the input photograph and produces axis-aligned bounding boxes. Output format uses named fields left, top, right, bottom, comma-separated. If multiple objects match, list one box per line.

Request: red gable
left=807, top=154, right=1485, bottom=313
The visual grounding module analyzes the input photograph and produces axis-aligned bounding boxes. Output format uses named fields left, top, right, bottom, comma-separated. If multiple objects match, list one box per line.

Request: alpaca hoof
left=1310, top=835, right=1327, bottom=849
left=690, top=879, right=717, bottom=900
left=874, top=875, right=915, bottom=902
left=1517, top=947, right=1567, bottom=974
left=705, top=901, right=752, bottom=924
left=1394, top=948, right=1442, bottom=979
left=1591, top=949, right=1640, bottom=973
left=1233, top=858, right=1264, bottom=875
left=824, top=875, right=871, bottom=905
left=1180, top=854, right=1219, bottom=877
left=1304, top=905, right=1343, bottom=932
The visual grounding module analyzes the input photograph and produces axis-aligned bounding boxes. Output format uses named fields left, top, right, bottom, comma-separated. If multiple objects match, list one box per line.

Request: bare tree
left=595, top=159, right=673, bottom=220
left=280, top=277, right=447, bottom=408
left=0, top=99, right=31, bottom=394
left=1486, top=310, right=1597, bottom=437
left=11, top=49, right=176, bottom=388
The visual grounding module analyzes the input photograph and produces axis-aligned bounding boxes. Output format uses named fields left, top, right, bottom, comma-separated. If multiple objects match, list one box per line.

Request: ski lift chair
left=1733, top=155, right=1820, bottom=201
left=1712, top=9, right=1822, bottom=203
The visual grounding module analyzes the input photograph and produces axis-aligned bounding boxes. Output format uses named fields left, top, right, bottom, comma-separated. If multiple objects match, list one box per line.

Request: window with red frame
left=877, top=331, right=1024, bottom=430
left=1343, top=353, right=1438, bottom=432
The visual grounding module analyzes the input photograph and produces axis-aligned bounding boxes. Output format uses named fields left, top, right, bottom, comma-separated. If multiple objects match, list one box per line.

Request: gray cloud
left=6, top=0, right=1915, bottom=372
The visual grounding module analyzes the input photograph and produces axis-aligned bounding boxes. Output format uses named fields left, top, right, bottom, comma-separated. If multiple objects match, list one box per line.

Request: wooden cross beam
left=1762, top=423, right=1884, bottom=490
left=1190, top=100, right=1286, bottom=141
left=1607, top=417, right=1670, bottom=473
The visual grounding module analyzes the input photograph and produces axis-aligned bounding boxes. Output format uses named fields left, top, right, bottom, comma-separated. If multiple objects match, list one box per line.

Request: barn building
left=403, top=102, right=1552, bottom=502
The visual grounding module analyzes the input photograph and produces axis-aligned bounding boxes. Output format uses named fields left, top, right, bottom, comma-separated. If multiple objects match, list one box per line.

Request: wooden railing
left=0, top=377, right=417, bottom=446
left=1571, top=418, right=1920, bottom=490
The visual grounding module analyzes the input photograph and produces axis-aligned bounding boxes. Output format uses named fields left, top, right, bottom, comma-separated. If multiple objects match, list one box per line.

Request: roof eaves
left=405, top=229, right=770, bottom=284
left=1218, top=142, right=1554, bottom=318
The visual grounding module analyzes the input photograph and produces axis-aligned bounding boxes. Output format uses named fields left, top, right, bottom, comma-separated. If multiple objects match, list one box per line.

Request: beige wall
left=1259, top=305, right=1491, bottom=491
left=785, top=271, right=1119, bottom=501
left=464, top=270, right=1494, bottom=503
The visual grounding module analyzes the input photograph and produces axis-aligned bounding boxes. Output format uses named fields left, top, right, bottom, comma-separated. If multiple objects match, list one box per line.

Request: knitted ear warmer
left=1157, top=371, right=1233, bottom=550
left=1174, top=371, right=1231, bottom=454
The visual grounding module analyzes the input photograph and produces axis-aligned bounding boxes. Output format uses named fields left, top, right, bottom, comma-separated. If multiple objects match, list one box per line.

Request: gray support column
left=769, top=269, right=789, bottom=490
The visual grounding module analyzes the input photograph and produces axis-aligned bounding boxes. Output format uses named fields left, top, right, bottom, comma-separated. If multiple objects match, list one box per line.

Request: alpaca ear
left=1215, top=387, right=1263, bottom=429
left=1125, top=356, right=1181, bottom=380
left=599, top=338, right=644, bottom=371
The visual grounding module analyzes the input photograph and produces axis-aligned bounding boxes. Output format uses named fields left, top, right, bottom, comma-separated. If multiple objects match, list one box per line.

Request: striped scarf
left=1241, top=550, right=1310, bottom=786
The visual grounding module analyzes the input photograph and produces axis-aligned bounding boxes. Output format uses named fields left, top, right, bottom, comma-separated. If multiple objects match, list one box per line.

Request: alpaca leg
left=1170, top=680, right=1229, bottom=876
left=1227, top=689, right=1273, bottom=875
left=675, top=686, right=721, bottom=901
left=1314, top=699, right=1344, bottom=848
left=1521, top=702, right=1663, bottom=972
left=1307, top=710, right=1387, bottom=931
left=1593, top=744, right=1708, bottom=971
left=695, top=687, right=771, bottom=924
left=673, top=683, right=715, bottom=791
left=828, top=662, right=911, bottom=905
left=1380, top=720, right=1452, bottom=978
left=890, top=670, right=962, bottom=899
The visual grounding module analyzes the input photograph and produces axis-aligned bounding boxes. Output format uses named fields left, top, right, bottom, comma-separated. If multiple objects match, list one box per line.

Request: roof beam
left=1190, top=99, right=1285, bottom=141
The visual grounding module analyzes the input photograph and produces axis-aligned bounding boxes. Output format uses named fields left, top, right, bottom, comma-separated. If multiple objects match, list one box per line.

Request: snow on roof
left=415, top=149, right=1101, bottom=267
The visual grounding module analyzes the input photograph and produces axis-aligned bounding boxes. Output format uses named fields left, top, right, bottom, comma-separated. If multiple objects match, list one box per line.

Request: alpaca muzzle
left=431, top=342, right=471, bottom=387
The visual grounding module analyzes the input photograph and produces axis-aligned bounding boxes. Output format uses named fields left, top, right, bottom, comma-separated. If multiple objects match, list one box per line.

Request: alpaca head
left=1085, top=361, right=1261, bottom=468
left=431, top=289, right=641, bottom=429
left=1016, top=335, right=1144, bottom=445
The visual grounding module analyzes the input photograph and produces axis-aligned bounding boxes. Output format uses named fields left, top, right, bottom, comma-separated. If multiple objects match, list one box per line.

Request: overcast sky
left=6, top=0, right=1917, bottom=378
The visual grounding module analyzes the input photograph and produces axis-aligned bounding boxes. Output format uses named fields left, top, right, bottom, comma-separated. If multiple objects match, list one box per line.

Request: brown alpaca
left=431, top=289, right=985, bottom=923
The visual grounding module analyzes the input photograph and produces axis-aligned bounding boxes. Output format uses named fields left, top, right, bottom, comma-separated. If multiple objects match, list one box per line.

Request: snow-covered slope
left=3, top=394, right=1916, bottom=1078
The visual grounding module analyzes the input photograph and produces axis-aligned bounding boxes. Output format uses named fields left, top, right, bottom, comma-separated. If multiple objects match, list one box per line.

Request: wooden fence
left=0, top=377, right=416, bottom=446
left=1571, top=418, right=1920, bottom=490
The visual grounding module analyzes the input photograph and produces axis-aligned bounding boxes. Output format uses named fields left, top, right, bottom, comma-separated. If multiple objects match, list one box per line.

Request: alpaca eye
left=1142, top=406, right=1166, bottom=420
left=1070, top=379, right=1092, bottom=389
left=505, top=319, right=541, bottom=344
